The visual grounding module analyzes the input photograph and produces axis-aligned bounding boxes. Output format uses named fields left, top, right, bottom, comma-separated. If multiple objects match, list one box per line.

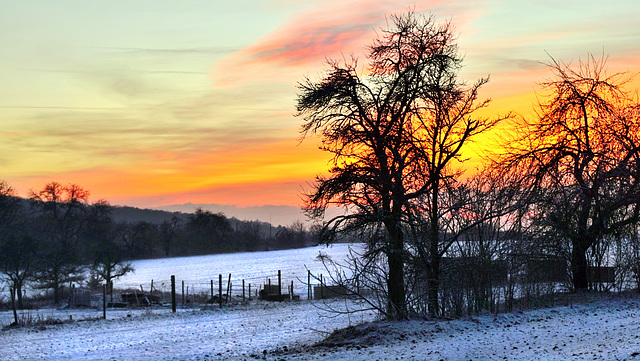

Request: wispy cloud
left=100, top=46, right=238, bottom=55
left=239, top=0, right=479, bottom=66
left=212, top=0, right=475, bottom=86
left=240, top=13, right=382, bottom=66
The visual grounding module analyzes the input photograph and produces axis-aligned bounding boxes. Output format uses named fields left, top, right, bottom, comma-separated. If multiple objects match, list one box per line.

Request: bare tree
left=30, top=182, right=89, bottom=303
left=238, top=220, right=265, bottom=251
left=0, top=180, right=37, bottom=309
left=118, top=221, right=158, bottom=259
left=159, top=216, right=182, bottom=257
left=186, top=209, right=232, bottom=254
left=297, top=12, right=503, bottom=319
left=0, top=233, right=38, bottom=309
left=85, top=200, right=133, bottom=300
left=497, top=55, right=640, bottom=291
left=275, top=221, right=308, bottom=249
left=0, top=180, right=19, bottom=226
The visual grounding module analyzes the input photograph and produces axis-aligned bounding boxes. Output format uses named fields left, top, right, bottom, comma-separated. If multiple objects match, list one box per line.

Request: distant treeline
left=0, top=180, right=318, bottom=306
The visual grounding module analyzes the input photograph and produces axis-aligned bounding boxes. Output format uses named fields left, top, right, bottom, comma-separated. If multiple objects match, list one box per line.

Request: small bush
left=2, top=311, right=64, bottom=331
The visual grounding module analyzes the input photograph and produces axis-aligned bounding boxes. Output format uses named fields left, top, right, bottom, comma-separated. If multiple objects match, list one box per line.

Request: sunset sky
left=1, top=0, right=639, bottom=209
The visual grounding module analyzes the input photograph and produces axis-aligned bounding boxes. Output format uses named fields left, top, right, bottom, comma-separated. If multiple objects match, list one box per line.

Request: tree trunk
left=10, top=287, right=18, bottom=325
left=54, top=282, right=60, bottom=304
left=427, top=254, right=440, bottom=317
left=51, top=265, right=62, bottom=304
left=106, top=269, right=114, bottom=303
left=16, top=282, right=23, bottom=309
left=427, top=180, right=441, bottom=317
left=386, top=220, right=407, bottom=319
left=572, top=240, right=589, bottom=290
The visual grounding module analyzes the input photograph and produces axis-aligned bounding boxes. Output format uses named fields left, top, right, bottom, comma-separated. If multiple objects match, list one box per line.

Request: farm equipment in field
left=121, top=292, right=161, bottom=307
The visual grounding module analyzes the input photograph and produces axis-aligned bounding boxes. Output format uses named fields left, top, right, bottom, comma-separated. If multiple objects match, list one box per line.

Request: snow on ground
left=3, top=293, right=640, bottom=360
left=289, top=293, right=640, bottom=361
left=0, top=299, right=375, bottom=361
left=109, top=244, right=362, bottom=298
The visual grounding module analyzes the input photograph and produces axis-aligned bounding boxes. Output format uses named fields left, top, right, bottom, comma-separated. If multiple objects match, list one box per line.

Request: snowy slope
left=290, top=294, right=640, bottom=360
left=3, top=294, right=640, bottom=360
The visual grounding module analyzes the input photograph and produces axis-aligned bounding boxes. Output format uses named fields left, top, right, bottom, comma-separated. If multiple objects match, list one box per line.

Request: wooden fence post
left=210, top=280, right=213, bottom=300
left=242, top=279, right=245, bottom=302
left=103, top=284, right=106, bottom=319
left=171, top=275, right=176, bottom=313
left=278, top=270, right=282, bottom=299
left=181, top=280, right=185, bottom=305
left=291, top=280, right=294, bottom=300
left=150, top=279, right=154, bottom=301
left=218, top=274, right=223, bottom=308
left=308, top=270, right=311, bottom=300
left=248, top=283, right=251, bottom=301
left=226, top=274, right=231, bottom=301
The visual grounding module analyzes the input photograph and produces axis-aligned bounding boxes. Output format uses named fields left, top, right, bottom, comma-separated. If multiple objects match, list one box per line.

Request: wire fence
left=74, top=268, right=347, bottom=312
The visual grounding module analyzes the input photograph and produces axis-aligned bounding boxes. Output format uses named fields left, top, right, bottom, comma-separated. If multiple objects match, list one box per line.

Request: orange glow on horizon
left=8, top=137, right=332, bottom=208
left=11, top=68, right=640, bottom=209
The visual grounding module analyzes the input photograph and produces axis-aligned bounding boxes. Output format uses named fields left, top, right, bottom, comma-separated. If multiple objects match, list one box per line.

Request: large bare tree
left=498, top=56, right=640, bottom=290
left=30, top=182, right=89, bottom=303
left=297, top=12, right=501, bottom=319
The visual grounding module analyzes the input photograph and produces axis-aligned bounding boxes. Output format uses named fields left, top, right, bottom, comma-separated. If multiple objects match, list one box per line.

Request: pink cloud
left=243, top=0, right=466, bottom=66
left=211, top=0, right=477, bottom=86
left=242, top=13, right=382, bottom=66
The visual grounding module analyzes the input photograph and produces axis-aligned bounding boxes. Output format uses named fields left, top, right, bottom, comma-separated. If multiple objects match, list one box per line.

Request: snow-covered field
left=0, top=298, right=376, bottom=360
left=3, top=293, right=640, bottom=360
left=4, top=245, right=640, bottom=360
left=114, top=244, right=361, bottom=298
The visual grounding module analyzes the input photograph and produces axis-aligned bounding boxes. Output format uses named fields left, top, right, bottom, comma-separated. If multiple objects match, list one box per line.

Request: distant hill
left=110, top=206, right=189, bottom=224
left=15, top=195, right=333, bottom=228
left=152, top=203, right=308, bottom=227
left=13, top=195, right=307, bottom=228
left=109, top=205, right=276, bottom=239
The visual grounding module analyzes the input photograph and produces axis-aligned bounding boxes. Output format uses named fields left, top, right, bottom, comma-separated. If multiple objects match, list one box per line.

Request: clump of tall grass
left=2, top=311, right=63, bottom=331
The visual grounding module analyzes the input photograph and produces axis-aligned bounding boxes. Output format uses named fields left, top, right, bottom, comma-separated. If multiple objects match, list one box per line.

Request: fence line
left=89, top=268, right=345, bottom=310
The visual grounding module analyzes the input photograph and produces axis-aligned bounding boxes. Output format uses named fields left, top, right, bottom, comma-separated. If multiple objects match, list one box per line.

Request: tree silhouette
left=0, top=181, right=37, bottom=309
left=30, top=182, right=88, bottom=303
left=186, top=209, right=232, bottom=254
left=498, top=55, right=640, bottom=290
left=297, top=12, right=501, bottom=318
left=85, top=200, right=133, bottom=300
